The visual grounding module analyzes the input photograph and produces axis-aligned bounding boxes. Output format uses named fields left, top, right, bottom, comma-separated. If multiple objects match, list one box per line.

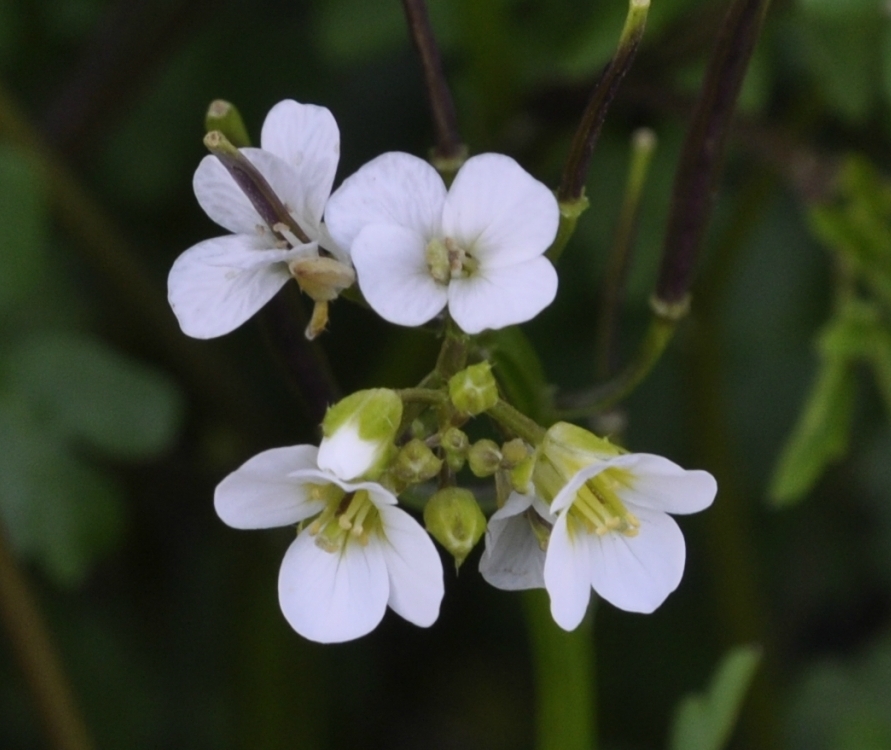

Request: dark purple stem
left=655, top=0, right=772, bottom=305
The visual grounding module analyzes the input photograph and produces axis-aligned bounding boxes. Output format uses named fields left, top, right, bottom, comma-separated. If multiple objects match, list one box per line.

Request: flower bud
left=423, top=487, right=487, bottom=569
left=533, top=421, right=624, bottom=502
left=468, top=439, right=502, bottom=477
left=440, top=426, right=469, bottom=472
left=318, top=389, right=403, bottom=481
left=501, top=438, right=529, bottom=468
left=392, top=438, right=443, bottom=484
left=448, top=361, right=498, bottom=416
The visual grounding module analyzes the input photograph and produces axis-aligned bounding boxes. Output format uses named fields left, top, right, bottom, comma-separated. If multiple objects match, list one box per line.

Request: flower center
left=567, top=468, right=640, bottom=538
left=425, top=237, right=479, bottom=284
left=304, top=486, right=381, bottom=553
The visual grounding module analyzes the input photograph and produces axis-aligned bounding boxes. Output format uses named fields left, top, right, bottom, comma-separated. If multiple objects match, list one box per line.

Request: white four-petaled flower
left=324, top=152, right=560, bottom=334
left=168, top=100, right=346, bottom=338
left=480, top=423, right=716, bottom=630
left=214, top=444, right=444, bottom=643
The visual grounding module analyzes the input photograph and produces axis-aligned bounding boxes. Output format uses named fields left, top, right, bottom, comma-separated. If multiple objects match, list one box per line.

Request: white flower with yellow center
left=533, top=423, right=717, bottom=629
left=214, top=444, right=444, bottom=643
left=324, top=152, right=559, bottom=334
left=168, top=99, right=350, bottom=339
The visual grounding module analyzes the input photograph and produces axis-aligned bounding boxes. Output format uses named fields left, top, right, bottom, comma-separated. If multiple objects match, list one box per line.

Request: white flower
left=324, top=152, right=559, bottom=334
left=168, top=100, right=347, bottom=339
left=479, top=491, right=554, bottom=591
left=543, top=452, right=716, bottom=629
left=214, top=444, right=444, bottom=643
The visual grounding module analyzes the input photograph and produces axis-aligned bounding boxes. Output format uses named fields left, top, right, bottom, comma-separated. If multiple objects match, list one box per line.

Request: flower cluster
left=169, top=99, right=717, bottom=643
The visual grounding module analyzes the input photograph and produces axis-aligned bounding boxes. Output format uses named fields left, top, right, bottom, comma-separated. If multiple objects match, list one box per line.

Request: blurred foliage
left=1, top=0, right=891, bottom=748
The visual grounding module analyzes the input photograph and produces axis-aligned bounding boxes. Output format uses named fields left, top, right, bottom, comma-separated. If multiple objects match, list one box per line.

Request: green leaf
left=479, top=327, right=552, bottom=424
left=768, top=354, right=856, bottom=506
left=669, top=645, right=762, bottom=750
left=0, top=145, right=47, bottom=314
left=6, top=332, right=183, bottom=460
left=0, top=396, right=123, bottom=586
left=798, top=0, right=883, bottom=19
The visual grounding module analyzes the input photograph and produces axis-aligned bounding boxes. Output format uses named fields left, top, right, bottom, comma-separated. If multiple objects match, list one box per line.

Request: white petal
left=479, top=493, right=547, bottom=591
left=325, top=152, right=446, bottom=252
left=605, top=454, right=718, bottom=515
left=260, top=100, right=340, bottom=230
left=214, top=445, right=325, bottom=529
left=442, top=153, right=559, bottom=268
left=317, top=422, right=378, bottom=481
left=543, top=513, right=594, bottom=631
left=377, top=504, right=444, bottom=627
left=278, top=531, right=390, bottom=643
left=448, top=257, right=558, bottom=334
left=316, top=221, right=349, bottom=264
left=351, top=224, right=448, bottom=327
left=588, top=507, right=686, bottom=614
left=167, top=234, right=294, bottom=339
left=194, top=154, right=264, bottom=235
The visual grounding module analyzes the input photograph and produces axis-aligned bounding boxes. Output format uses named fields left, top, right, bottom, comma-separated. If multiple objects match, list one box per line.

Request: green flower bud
left=468, top=439, right=502, bottom=477
left=318, top=389, right=403, bottom=481
left=448, top=361, right=498, bottom=416
left=392, top=438, right=443, bottom=484
left=423, top=487, right=487, bottom=569
left=440, top=426, right=469, bottom=472
left=501, top=438, right=529, bottom=468
left=533, top=421, right=624, bottom=502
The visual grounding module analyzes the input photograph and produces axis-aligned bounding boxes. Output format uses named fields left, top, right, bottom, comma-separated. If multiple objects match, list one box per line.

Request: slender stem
left=523, top=590, right=596, bottom=750
left=488, top=399, right=546, bottom=444
left=400, top=0, right=466, bottom=168
left=434, top=321, right=470, bottom=380
left=596, top=128, right=657, bottom=379
left=557, top=0, right=650, bottom=203
left=654, top=0, right=772, bottom=305
left=558, top=299, right=686, bottom=418
left=545, top=195, right=589, bottom=264
left=0, top=528, right=95, bottom=750
left=397, top=387, right=448, bottom=405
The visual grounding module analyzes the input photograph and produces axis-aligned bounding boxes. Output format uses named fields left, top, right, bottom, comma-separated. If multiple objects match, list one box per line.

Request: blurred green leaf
left=0, top=145, right=46, bottom=314
left=798, top=0, right=883, bottom=19
left=480, top=327, right=552, bottom=424
left=669, top=645, right=762, bottom=750
left=768, top=354, right=855, bottom=506
left=6, top=332, right=183, bottom=460
left=0, top=396, right=123, bottom=585
left=797, top=18, right=882, bottom=123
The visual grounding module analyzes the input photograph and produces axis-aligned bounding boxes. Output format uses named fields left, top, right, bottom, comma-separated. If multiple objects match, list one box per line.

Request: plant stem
left=523, top=591, right=596, bottom=750
left=488, top=399, right=546, bottom=444
left=401, top=0, right=466, bottom=171
left=596, top=128, right=657, bottom=379
left=557, top=0, right=650, bottom=204
left=654, top=0, right=772, bottom=306
left=0, top=528, right=94, bottom=750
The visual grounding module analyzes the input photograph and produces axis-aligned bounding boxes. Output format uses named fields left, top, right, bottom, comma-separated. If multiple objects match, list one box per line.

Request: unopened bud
left=318, top=389, right=403, bottom=481
left=501, top=438, right=529, bottom=468
left=440, top=427, right=469, bottom=472
left=448, top=361, right=498, bottom=416
left=392, top=439, right=443, bottom=484
left=468, top=439, right=502, bottom=477
left=423, top=487, right=487, bottom=569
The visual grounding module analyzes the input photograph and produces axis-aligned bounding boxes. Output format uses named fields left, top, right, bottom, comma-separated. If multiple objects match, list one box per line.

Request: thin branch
left=400, top=0, right=465, bottom=165
left=0, top=528, right=94, bottom=750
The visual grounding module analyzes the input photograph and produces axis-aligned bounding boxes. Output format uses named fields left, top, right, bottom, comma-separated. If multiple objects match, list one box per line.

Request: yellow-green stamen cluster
left=425, top=237, right=478, bottom=284
left=566, top=468, right=640, bottom=538
left=306, top=487, right=382, bottom=552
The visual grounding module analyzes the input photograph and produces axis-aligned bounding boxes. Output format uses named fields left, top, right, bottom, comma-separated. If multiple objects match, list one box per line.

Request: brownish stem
left=0, top=529, right=94, bottom=750
left=401, top=0, right=464, bottom=162
left=654, top=0, right=772, bottom=305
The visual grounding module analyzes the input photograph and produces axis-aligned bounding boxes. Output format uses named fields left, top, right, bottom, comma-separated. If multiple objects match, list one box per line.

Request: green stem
left=0, top=527, right=95, bottom=750
left=596, top=128, right=657, bottom=379
left=546, top=195, right=589, bottom=264
left=559, top=299, right=686, bottom=418
left=523, top=590, right=596, bottom=750
left=396, top=387, right=448, bottom=405
left=435, top=321, right=470, bottom=380
left=488, top=399, right=546, bottom=444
